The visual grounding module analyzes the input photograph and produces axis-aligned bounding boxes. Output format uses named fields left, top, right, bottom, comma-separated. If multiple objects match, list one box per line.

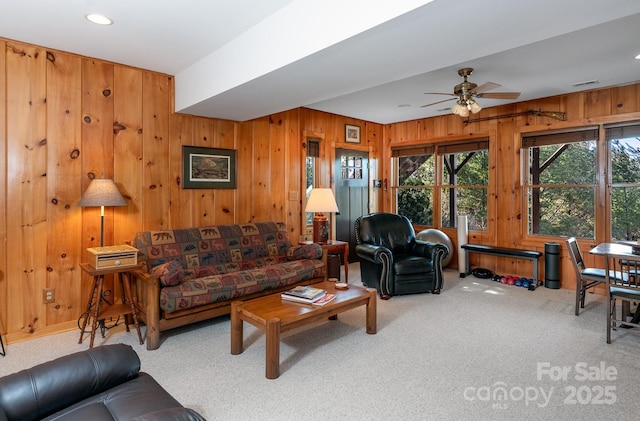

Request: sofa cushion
left=159, top=259, right=326, bottom=313
left=134, top=222, right=293, bottom=273
left=149, top=260, right=183, bottom=287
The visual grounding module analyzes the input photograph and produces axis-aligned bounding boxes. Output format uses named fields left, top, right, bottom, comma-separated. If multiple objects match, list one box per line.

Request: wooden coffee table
left=230, top=281, right=377, bottom=379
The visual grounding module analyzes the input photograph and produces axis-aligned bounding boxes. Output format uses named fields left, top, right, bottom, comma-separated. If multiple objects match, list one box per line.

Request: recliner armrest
left=412, top=240, right=448, bottom=260
left=356, top=243, right=392, bottom=264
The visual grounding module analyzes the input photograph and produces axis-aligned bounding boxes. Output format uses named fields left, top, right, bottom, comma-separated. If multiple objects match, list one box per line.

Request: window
left=439, top=140, right=489, bottom=230
left=394, top=146, right=435, bottom=226
left=305, top=139, right=320, bottom=226
left=607, top=123, right=640, bottom=241
left=393, top=138, right=489, bottom=230
left=523, top=128, right=598, bottom=239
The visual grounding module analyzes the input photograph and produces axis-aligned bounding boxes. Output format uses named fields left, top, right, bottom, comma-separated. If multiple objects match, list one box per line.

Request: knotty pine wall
left=0, top=38, right=380, bottom=343
left=382, top=83, right=640, bottom=294
left=2, top=35, right=639, bottom=343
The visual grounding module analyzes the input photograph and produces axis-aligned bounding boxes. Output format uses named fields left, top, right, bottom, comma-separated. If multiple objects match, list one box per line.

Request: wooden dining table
left=589, top=242, right=640, bottom=341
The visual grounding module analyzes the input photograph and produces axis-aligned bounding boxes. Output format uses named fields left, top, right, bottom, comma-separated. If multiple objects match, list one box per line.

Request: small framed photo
left=182, top=146, right=237, bottom=189
left=345, top=124, right=361, bottom=144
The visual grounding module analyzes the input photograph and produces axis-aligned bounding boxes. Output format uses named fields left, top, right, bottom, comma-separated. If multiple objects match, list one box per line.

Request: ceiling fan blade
left=424, top=92, right=456, bottom=96
left=420, top=97, right=456, bottom=108
left=478, top=92, right=521, bottom=99
left=472, top=82, right=500, bottom=94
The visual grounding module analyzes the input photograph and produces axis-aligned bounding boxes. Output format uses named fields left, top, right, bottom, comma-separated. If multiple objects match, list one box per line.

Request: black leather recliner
left=355, top=212, right=448, bottom=299
left=0, top=343, right=205, bottom=421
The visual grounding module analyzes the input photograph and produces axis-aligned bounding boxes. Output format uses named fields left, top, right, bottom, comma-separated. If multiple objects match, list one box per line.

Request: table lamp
left=78, top=178, right=127, bottom=247
left=305, top=188, right=339, bottom=244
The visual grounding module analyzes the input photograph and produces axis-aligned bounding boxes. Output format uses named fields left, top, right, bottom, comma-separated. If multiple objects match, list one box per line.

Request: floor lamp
left=78, top=179, right=127, bottom=247
left=305, top=188, right=339, bottom=244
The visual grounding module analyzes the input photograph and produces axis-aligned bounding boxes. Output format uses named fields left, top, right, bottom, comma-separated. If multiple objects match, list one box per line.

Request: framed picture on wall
left=345, top=124, right=361, bottom=144
left=182, top=146, right=237, bottom=189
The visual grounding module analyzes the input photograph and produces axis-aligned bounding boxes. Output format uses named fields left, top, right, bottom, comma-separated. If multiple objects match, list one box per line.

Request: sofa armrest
left=0, top=344, right=140, bottom=421
left=286, top=243, right=323, bottom=260
left=130, top=269, right=162, bottom=350
left=133, top=407, right=206, bottom=421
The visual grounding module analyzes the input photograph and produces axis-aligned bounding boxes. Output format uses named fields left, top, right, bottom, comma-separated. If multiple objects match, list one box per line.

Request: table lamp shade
left=78, top=179, right=127, bottom=207
left=78, top=179, right=127, bottom=247
left=305, top=188, right=339, bottom=244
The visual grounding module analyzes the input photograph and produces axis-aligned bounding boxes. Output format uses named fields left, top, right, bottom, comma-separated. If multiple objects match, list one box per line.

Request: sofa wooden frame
left=130, top=253, right=328, bottom=350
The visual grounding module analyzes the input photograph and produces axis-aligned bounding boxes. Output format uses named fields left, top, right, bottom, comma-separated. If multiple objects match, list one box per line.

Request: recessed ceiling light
left=397, top=104, right=411, bottom=108
left=86, top=14, right=113, bottom=25
left=635, top=53, right=640, bottom=60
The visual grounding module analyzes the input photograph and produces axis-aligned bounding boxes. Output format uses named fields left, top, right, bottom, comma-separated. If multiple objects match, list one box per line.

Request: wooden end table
left=231, top=281, right=376, bottom=379
left=78, top=263, right=145, bottom=348
left=301, top=240, right=349, bottom=283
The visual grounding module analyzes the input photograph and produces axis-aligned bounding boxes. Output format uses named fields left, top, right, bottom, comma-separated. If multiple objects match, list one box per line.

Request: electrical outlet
left=43, top=288, right=55, bottom=304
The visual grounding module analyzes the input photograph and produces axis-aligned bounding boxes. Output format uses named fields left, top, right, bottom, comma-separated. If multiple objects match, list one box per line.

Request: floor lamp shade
left=78, top=179, right=127, bottom=247
left=305, top=188, right=339, bottom=244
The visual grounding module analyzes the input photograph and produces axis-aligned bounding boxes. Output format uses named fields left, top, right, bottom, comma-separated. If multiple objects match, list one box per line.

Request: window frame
left=521, top=126, right=600, bottom=240
left=392, top=136, right=491, bottom=232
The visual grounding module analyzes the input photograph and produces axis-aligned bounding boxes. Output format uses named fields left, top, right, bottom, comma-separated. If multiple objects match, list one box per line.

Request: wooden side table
left=322, top=240, right=349, bottom=283
left=78, top=263, right=145, bottom=348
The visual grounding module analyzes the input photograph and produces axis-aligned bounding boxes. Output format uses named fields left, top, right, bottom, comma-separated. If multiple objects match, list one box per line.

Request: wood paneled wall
left=2, top=35, right=639, bottom=343
left=382, top=85, right=640, bottom=292
left=0, top=38, right=377, bottom=343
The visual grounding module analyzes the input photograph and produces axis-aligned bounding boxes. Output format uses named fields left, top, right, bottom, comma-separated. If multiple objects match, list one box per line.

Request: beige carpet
left=2, top=264, right=640, bottom=421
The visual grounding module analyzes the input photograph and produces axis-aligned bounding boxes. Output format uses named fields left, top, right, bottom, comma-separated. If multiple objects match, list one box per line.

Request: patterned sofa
left=131, top=222, right=326, bottom=350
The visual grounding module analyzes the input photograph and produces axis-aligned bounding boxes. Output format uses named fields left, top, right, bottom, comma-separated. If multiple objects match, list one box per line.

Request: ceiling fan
left=421, top=68, right=521, bottom=117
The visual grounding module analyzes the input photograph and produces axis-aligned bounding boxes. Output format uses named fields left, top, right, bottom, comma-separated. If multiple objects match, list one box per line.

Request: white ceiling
left=1, top=0, right=640, bottom=124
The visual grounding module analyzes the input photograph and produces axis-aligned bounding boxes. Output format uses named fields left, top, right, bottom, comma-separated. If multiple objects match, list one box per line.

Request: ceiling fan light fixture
left=468, top=100, right=482, bottom=114
left=451, top=101, right=467, bottom=116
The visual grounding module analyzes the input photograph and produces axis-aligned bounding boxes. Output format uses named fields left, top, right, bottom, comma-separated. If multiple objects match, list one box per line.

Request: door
left=334, top=149, right=369, bottom=262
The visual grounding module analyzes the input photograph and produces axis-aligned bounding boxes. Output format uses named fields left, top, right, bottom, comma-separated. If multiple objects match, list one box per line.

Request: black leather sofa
left=355, top=212, right=449, bottom=299
left=0, top=344, right=205, bottom=421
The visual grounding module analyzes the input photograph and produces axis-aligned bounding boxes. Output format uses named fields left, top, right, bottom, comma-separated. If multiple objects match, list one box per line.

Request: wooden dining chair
left=566, top=237, right=608, bottom=316
left=608, top=266, right=640, bottom=343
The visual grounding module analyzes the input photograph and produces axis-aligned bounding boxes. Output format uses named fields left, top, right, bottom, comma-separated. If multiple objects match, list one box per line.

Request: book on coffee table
left=282, top=285, right=326, bottom=301
left=311, top=293, right=336, bottom=306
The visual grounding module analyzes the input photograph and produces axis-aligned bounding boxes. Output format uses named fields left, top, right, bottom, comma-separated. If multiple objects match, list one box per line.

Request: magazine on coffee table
left=282, top=285, right=326, bottom=301
left=311, top=293, right=336, bottom=306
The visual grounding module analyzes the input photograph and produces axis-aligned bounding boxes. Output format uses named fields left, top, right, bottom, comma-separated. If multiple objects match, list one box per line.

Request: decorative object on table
left=78, top=178, right=127, bottom=247
left=335, top=282, right=349, bottom=290
left=86, top=245, right=139, bottom=269
left=345, top=124, right=360, bottom=143
left=305, top=188, right=339, bottom=244
left=182, top=145, right=237, bottom=189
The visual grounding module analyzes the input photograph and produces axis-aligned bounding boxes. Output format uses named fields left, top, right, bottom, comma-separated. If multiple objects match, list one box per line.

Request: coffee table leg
left=265, top=317, right=281, bottom=379
left=366, top=288, right=377, bottom=334
left=230, top=301, right=244, bottom=355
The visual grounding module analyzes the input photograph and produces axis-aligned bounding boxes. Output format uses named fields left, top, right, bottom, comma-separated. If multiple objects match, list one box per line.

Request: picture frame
left=345, top=124, right=361, bottom=144
left=182, top=146, right=237, bottom=189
